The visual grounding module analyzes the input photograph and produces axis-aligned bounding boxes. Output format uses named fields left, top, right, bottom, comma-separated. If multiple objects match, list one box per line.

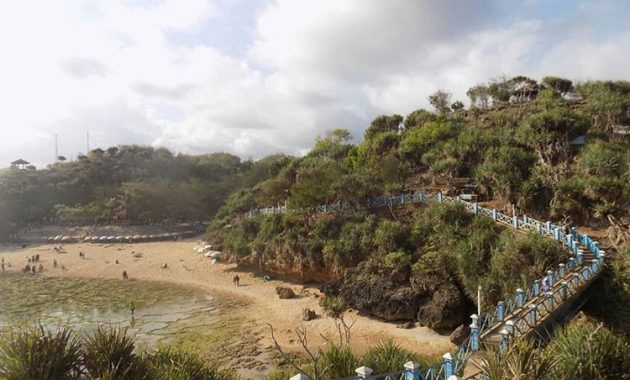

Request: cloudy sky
left=1, top=0, right=629, bottom=167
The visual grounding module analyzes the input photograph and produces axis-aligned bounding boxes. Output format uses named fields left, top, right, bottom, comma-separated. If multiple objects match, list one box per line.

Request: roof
left=10, top=159, right=30, bottom=165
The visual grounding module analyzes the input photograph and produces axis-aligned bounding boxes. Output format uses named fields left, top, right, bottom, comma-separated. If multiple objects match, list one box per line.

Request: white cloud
left=0, top=0, right=629, bottom=168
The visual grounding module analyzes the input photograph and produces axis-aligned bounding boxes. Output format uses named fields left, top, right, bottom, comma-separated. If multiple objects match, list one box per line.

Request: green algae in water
left=0, top=272, right=219, bottom=350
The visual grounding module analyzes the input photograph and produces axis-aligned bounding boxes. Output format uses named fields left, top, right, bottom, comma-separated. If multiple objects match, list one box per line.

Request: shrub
left=361, top=339, right=423, bottom=374
left=83, top=325, right=147, bottom=380
left=0, top=325, right=83, bottom=380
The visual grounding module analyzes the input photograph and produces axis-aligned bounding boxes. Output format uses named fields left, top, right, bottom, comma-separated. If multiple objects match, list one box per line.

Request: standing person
left=235, top=274, right=240, bottom=287
left=53, top=259, right=57, bottom=268
left=122, top=270, right=128, bottom=280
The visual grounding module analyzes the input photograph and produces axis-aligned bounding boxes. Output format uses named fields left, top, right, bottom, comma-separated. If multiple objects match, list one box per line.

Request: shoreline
left=0, top=240, right=454, bottom=378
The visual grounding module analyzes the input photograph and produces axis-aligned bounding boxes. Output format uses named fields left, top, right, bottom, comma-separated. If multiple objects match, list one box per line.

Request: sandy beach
left=0, top=240, right=453, bottom=377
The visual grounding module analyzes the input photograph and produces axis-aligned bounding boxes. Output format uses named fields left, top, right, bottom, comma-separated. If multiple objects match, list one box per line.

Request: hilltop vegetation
left=208, top=76, right=630, bottom=327
left=0, top=146, right=291, bottom=238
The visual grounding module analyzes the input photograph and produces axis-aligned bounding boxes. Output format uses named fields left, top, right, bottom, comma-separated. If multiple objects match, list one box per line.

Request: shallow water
left=0, top=272, right=219, bottom=350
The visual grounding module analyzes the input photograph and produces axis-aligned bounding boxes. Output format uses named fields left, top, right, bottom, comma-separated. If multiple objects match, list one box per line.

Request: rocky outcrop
left=324, top=260, right=467, bottom=328
left=449, top=324, right=471, bottom=345
left=276, top=286, right=296, bottom=299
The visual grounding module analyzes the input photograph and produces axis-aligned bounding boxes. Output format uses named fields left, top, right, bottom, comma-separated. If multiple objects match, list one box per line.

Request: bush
left=146, top=347, right=238, bottom=380
left=0, top=325, right=83, bottom=380
left=83, top=325, right=147, bottom=380
left=317, top=344, right=358, bottom=379
left=361, top=339, right=423, bottom=374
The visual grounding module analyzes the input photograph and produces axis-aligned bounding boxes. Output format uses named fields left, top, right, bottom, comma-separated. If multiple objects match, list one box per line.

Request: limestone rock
left=302, top=308, right=317, bottom=321
left=449, top=324, right=470, bottom=346
left=276, top=286, right=296, bottom=299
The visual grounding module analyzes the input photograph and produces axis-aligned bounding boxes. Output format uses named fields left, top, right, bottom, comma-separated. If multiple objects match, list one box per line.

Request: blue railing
left=255, top=192, right=606, bottom=380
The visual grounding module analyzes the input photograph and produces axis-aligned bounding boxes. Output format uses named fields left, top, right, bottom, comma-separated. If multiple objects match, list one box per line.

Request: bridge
left=247, top=191, right=606, bottom=380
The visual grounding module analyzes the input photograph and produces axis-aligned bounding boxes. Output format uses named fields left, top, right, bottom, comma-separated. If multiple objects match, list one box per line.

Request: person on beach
left=38, top=264, right=44, bottom=272
left=53, top=259, right=57, bottom=268
left=122, top=270, right=129, bottom=280
left=234, top=274, right=240, bottom=286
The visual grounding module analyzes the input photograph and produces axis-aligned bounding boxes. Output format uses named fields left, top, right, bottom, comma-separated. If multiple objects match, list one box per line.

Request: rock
left=276, top=286, right=296, bottom=299
left=449, top=324, right=470, bottom=346
left=397, top=321, right=415, bottom=329
left=417, top=283, right=465, bottom=329
left=302, top=308, right=317, bottom=321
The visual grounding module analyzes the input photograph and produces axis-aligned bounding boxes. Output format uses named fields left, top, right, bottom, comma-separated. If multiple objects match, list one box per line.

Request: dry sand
left=0, top=240, right=454, bottom=376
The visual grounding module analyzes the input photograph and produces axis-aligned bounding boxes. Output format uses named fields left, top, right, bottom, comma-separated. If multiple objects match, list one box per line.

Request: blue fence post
left=419, top=191, right=425, bottom=202
left=497, top=301, right=505, bottom=322
left=583, top=267, right=591, bottom=280
left=506, top=320, right=515, bottom=337
left=403, top=361, right=420, bottom=380
left=475, top=202, right=479, bottom=214
left=523, top=214, right=528, bottom=224
left=438, top=192, right=443, bottom=203
left=545, top=291, right=554, bottom=309
left=470, top=322, right=479, bottom=351
left=442, top=353, right=453, bottom=378
left=528, top=304, right=537, bottom=325
left=560, top=281, right=568, bottom=300
left=516, top=288, right=524, bottom=308
left=537, top=222, right=542, bottom=234
left=547, top=270, right=555, bottom=286
left=572, top=273, right=580, bottom=288
left=572, top=241, right=579, bottom=255
left=568, top=257, right=575, bottom=271
left=554, top=227, right=560, bottom=241
left=591, top=259, right=599, bottom=273
left=499, top=329, right=509, bottom=351
left=598, top=252, right=606, bottom=267
left=533, top=279, right=541, bottom=297
left=513, top=215, right=518, bottom=229
left=290, top=373, right=310, bottom=380
left=546, top=221, right=551, bottom=232
left=577, top=250, right=583, bottom=266
left=355, top=366, right=374, bottom=380
left=492, top=209, right=497, bottom=221
left=559, top=263, right=566, bottom=278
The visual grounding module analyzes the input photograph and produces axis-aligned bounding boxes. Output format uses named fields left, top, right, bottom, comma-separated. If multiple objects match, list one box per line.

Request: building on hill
left=10, top=159, right=30, bottom=170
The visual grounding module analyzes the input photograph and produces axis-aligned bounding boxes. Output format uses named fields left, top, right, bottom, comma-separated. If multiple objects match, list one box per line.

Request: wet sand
left=0, top=240, right=454, bottom=377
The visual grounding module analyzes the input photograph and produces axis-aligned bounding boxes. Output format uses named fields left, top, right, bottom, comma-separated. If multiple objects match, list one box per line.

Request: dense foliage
left=0, top=146, right=291, bottom=237
left=0, top=325, right=237, bottom=380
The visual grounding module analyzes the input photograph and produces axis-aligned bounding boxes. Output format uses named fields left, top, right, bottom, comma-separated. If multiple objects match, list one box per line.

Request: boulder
left=302, top=308, right=317, bottom=321
left=417, top=283, right=465, bottom=329
left=449, top=324, right=470, bottom=346
left=276, top=286, right=296, bottom=299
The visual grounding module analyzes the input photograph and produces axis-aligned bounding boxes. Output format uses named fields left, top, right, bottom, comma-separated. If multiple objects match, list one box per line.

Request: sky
left=1, top=0, right=629, bottom=167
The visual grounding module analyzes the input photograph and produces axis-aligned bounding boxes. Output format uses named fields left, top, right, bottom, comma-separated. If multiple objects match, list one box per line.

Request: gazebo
left=10, top=159, right=30, bottom=169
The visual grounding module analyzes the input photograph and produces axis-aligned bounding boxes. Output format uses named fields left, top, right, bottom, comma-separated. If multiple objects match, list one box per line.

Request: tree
left=428, top=90, right=452, bottom=115
left=467, top=84, right=491, bottom=108
left=57, top=156, right=66, bottom=162
left=451, top=100, right=465, bottom=112
left=364, top=115, right=403, bottom=140
left=542, top=76, right=573, bottom=95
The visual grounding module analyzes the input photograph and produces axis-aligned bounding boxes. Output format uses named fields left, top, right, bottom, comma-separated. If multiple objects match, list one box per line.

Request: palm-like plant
left=82, top=325, right=148, bottom=380
left=0, top=325, right=83, bottom=380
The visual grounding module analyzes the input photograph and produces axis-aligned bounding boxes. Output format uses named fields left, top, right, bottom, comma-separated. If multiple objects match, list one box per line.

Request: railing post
left=598, top=252, right=606, bottom=267
left=567, top=234, right=573, bottom=247
left=438, top=192, right=443, bottom=203
left=554, top=227, right=560, bottom=241
left=546, top=221, right=551, bottom=233
left=513, top=215, right=518, bottom=229
left=290, top=373, right=309, bottom=380
left=505, top=320, right=515, bottom=337
left=537, top=222, right=542, bottom=234
left=568, top=257, right=575, bottom=271
left=572, top=273, right=580, bottom=288
left=499, top=328, right=509, bottom=352
left=471, top=313, right=479, bottom=326
left=403, top=361, right=420, bottom=380
left=559, top=263, right=566, bottom=278
left=475, top=202, right=479, bottom=214
left=516, top=288, right=524, bottom=308
left=592, top=259, right=599, bottom=273
left=577, top=250, right=584, bottom=266
left=547, top=270, right=555, bottom=286
left=497, top=301, right=505, bottom=322
left=492, top=209, right=497, bottom=221
left=523, top=214, right=528, bottom=224
left=442, top=353, right=453, bottom=378
left=470, top=323, right=479, bottom=351
left=572, top=241, right=579, bottom=255
left=560, top=281, right=568, bottom=300
left=583, top=267, right=591, bottom=280
left=528, top=304, right=537, bottom=325
left=533, top=279, right=541, bottom=297
left=545, top=291, right=554, bottom=309
left=419, top=191, right=425, bottom=202
left=355, top=366, right=373, bottom=380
